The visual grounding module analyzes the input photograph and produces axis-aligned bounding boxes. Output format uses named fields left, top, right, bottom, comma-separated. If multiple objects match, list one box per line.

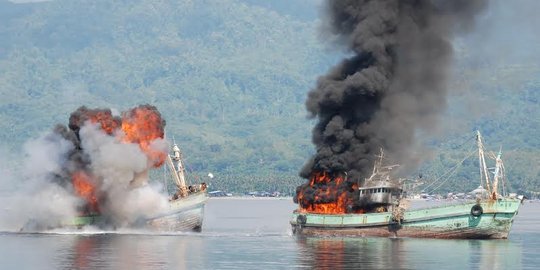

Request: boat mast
left=373, top=149, right=383, bottom=175
left=167, top=143, right=188, bottom=197
left=476, top=131, right=492, bottom=198
left=491, top=148, right=503, bottom=199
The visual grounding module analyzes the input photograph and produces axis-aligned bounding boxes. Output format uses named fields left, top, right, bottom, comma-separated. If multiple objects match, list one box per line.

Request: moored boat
left=291, top=131, right=524, bottom=239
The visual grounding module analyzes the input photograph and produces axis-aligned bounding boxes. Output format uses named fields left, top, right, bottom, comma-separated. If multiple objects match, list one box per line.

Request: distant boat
left=291, top=131, right=524, bottom=239
left=63, top=142, right=209, bottom=231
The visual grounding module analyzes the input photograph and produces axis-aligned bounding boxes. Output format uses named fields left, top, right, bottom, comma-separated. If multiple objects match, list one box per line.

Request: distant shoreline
left=209, top=196, right=293, bottom=200
left=207, top=197, right=458, bottom=201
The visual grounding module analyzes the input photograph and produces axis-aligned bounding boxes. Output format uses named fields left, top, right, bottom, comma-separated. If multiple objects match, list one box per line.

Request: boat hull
left=291, top=198, right=522, bottom=239
left=64, top=191, right=209, bottom=232
left=146, top=191, right=208, bottom=231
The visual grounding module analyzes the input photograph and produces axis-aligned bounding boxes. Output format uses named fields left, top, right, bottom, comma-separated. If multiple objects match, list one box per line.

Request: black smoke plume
left=295, top=0, right=487, bottom=210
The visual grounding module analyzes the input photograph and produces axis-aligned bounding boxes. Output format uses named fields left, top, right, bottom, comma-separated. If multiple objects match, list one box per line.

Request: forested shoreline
left=1, top=0, right=538, bottom=197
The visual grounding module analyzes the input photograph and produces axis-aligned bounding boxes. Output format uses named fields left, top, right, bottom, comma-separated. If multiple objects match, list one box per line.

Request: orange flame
left=72, top=171, right=99, bottom=213
left=87, top=111, right=119, bottom=135
left=69, top=107, right=120, bottom=135
left=121, top=106, right=166, bottom=167
left=298, top=171, right=363, bottom=214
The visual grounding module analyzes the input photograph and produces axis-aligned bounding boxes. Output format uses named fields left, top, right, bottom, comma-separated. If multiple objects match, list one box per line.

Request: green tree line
left=0, top=0, right=538, bottom=197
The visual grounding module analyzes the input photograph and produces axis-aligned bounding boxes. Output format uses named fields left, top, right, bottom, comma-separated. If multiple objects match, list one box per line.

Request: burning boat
left=64, top=142, right=209, bottom=231
left=20, top=105, right=207, bottom=232
left=291, top=131, right=524, bottom=239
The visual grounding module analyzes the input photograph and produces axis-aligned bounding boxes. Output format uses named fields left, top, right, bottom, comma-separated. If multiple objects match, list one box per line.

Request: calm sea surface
left=1, top=198, right=539, bottom=269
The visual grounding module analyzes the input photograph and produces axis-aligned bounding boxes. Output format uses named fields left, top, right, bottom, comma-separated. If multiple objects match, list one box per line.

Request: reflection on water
left=0, top=199, right=537, bottom=269
left=469, top=240, right=522, bottom=270
left=297, top=237, right=407, bottom=270
left=54, top=234, right=205, bottom=270
left=297, top=236, right=523, bottom=270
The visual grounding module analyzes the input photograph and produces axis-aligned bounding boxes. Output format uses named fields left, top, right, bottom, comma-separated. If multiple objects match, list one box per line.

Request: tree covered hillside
left=0, top=0, right=333, bottom=178
left=0, top=0, right=538, bottom=196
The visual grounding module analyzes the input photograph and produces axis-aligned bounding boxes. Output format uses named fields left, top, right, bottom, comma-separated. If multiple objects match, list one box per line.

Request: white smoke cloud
left=78, top=123, right=169, bottom=226
left=0, top=147, right=16, bottom=193
left=23, top=132, right=74, bottom=179
left=79, top=123, right=148, bottom=188
left=0, top=133, right=81, bottom=231
left=106, top=183, right=169, bottom=227
left=0, top=123, right=171, bottom=231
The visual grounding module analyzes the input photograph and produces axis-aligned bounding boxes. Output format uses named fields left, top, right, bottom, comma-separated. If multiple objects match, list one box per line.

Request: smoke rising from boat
left=78, top=123, right=169, bottom=226
left=0, top=105, right=170, bottom=231
left=0, top=133, right=80, bottom=231
left=296, top=0, right=488, bottom=212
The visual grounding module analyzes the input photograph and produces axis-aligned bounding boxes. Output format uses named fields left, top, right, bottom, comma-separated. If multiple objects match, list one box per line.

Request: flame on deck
left=296, top=171, right=363, bottom=215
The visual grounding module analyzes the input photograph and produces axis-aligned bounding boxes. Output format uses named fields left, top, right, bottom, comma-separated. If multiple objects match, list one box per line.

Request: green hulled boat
left=291, top=198, right=522, bottom=239
left=291, top=131, right=524, bottom=239
left=60, top=142, right=208, bottom=231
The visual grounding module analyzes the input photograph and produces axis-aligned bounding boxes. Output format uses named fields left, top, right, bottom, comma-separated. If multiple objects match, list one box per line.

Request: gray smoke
left=296, top=0, right=487, bottom=209
left=0, top=105, right=170, bottom=231
left=0, top=133, right=81, bottom=231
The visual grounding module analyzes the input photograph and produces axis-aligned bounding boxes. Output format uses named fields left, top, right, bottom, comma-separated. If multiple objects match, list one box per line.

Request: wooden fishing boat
left=291, top=131, right=524, bottom=239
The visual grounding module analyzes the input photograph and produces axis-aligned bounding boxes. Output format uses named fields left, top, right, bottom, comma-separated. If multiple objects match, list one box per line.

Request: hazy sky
left=457, top=0, right=540, bottom=65
left=9, top=0, right=52, bottom=2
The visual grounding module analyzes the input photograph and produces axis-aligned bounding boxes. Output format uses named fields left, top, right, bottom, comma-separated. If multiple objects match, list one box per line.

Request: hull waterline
left=291, top=198, right=523, bottom=239
left=63, top=191, right=209, bottom=232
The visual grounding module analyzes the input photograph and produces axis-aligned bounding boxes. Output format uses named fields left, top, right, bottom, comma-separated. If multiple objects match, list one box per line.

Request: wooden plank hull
left=65, top=192, right=208, bottom=232
left=291, top=198, right=522, bottom=239
left=146, top=191, right=208, bottom=231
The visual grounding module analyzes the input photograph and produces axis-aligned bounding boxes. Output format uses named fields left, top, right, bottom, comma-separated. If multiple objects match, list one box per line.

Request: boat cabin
left=358, top=183, right=402, bottom=204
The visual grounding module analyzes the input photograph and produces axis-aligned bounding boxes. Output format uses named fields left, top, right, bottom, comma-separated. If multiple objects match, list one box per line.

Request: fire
left=72, top=171, right=99, bottom=213
left=87, top=111, right=119, bottom=135
left=64, top=104, right=167, bottom=214
left=69, top=107, right=120, bottom=135
left=121, top=105, right=166, bottom=167
left=69, top=105, right=166, bottom=168
left=297, top=171, right=363, bottom=214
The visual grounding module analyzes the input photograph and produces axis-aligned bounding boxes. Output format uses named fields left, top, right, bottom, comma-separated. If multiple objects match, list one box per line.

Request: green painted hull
left=291, top=198, right=523, bottom=239
left=69, top=214, right=103, bottom=228
left=61, top=191, right=208, bottom=231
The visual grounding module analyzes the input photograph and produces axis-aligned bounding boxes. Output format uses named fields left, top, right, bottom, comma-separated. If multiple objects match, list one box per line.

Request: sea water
left=0, top=198, right=538, bottom=269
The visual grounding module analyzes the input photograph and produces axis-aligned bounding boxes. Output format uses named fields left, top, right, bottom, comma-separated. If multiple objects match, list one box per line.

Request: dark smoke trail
left=295, top=0, right=487, bottom=210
